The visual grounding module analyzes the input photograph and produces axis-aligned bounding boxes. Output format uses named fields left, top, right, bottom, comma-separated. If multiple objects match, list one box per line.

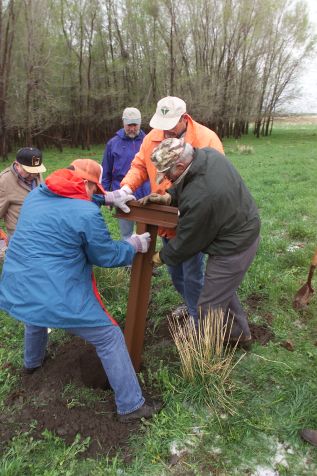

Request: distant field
left=275, top=114, right=317, bottom=124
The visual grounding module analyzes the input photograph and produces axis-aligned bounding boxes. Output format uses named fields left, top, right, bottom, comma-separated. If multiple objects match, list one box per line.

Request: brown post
left=115, top=200, right=178, bottom=370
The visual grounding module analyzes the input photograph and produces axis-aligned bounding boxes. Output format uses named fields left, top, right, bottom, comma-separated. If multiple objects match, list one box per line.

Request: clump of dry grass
left=168, top=309, right=244, bottom=415
left=236, top=144, right=254, bottom=155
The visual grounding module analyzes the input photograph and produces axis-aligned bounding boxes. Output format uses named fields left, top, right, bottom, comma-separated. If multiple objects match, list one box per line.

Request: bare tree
left=0, top=0, right=315, bottom=157
left=0, top=0, right=17, bottom=158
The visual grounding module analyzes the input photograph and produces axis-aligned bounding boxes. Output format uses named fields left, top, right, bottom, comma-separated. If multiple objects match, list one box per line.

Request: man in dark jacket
left=102, top=107, right=150, bottom=239
left=141, top=138, right=261, bottom=343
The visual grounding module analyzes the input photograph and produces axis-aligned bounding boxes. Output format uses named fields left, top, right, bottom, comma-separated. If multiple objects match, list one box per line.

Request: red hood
left=45, top=169, right=90, bottom=201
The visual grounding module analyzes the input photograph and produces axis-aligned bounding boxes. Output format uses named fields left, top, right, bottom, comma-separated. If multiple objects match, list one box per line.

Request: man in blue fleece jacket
left=101, top=107, right=150, bottom=239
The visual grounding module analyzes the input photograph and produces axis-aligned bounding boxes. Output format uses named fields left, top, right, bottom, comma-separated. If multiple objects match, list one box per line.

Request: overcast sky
left=286, top=0, right=317, bottom=113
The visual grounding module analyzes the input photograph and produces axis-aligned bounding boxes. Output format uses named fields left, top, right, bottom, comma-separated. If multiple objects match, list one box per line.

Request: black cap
left=16, top=147, right=46, bottom=173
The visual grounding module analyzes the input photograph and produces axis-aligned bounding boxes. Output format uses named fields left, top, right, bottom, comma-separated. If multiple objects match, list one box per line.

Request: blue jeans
left=24, top=324, right=144, bottom=415
left=118, top=219, right=134, bottom=240
left=162, top=238, right=205, bottom=321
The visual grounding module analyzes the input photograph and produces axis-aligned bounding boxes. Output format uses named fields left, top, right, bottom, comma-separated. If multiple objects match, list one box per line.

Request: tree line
left=0, top=0, right=315, bottom=158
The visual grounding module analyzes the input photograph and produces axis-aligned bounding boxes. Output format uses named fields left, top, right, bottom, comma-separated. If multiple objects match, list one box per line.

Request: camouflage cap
left=151, top=138, right=185, bottom=172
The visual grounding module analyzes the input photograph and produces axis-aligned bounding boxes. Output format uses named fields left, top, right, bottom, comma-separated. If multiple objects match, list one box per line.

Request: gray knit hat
left=151, top=138, right=185, bottom=172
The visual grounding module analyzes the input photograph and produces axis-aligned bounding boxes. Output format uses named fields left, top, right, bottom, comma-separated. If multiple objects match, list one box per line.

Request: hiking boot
left=228, top=333, right=252, bottom=350
left=118, top=401, right=162, bottom=423
left=23, top=366, right=41, bottom=375
left=300, top=429, right=317, bottom=447
left=171, top=304, right=189, bottom=319
left=23, top=352, right=50, bottom=375
left=227, top=333, right=252, bottom=344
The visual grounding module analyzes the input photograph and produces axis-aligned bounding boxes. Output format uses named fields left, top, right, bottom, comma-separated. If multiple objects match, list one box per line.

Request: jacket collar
left=117, top=128, right=145, bottom=141
left=11, top=163, right=39, bottom=192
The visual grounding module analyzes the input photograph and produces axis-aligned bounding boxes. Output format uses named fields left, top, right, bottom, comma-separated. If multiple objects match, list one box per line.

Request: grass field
left=0, top=121, right=317, bottom=475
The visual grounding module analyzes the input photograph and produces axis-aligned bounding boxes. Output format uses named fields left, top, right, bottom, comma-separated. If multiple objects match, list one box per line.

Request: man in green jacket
left=141, top=138, right=261, bottom=343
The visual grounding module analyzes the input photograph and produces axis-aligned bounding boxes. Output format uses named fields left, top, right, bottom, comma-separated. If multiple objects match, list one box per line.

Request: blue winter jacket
left=0, top=179, right=135, bottom=328
left=101, top=128, right=150, bottom=199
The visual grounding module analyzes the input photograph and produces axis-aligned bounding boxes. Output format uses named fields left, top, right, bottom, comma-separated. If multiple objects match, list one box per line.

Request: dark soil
left=0, top=337, right=142, bottom=459
left=0, top=317, right=273, bottom=459
left=249, top=323, right=274, bottom=346
left=246, top=292, right=265, bottom=308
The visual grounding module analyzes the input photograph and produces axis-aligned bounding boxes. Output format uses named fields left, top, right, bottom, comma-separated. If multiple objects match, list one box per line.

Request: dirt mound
left=0, top=318, right=273, bottom=458
left=0, top=337, right=141, bottom=458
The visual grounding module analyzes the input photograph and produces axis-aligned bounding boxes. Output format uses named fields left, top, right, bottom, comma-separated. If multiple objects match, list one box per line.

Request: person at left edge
left=0, top=147, right=46, bottom=241
left=0, top=158, right=160, bottom=422
left=101, top=107, right=150, bottom=240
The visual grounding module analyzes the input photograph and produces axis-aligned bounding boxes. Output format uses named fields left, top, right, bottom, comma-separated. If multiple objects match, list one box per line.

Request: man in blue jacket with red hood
left=101, top=107, right=150, bottom=239
left=0, top=158, right=160, bottom=422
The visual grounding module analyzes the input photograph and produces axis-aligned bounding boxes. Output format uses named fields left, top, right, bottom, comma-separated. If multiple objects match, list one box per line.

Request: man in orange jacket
left=120, top=96, right=224, bottom=321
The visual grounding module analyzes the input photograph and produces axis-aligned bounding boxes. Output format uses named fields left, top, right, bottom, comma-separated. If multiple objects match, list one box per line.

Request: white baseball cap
left=122, top=107, right=141, bottom=125
left=150, top=96, right=186, bottom=130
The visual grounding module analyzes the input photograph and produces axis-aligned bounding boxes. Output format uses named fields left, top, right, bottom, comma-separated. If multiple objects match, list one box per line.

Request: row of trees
left=0, top=0, right=315, bottom=158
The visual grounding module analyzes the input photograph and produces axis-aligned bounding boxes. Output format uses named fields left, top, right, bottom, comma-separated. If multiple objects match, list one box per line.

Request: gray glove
left=125, top=232, right=151, bottom=253
left=138, top=193, right=172, bottom=206
left=104, top=185, right=135, bottom=213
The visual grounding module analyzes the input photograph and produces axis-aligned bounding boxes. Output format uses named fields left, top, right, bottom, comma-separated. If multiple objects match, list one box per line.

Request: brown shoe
left=225, top=333, right=252, bottom=351
left=118, top=401, right=162, bottom=423
left=171, top=304, right=189, bottom=319
left=23, top=352, right=50, bottom=374
left=300, top=429, right=317, bottom=447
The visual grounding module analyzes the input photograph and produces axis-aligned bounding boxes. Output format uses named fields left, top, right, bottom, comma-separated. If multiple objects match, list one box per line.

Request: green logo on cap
left=161, top=107, right=169, bottom=116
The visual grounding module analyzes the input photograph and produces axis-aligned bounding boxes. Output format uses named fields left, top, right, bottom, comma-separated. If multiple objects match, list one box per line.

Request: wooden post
left=115, top=200, right=178, bottom=371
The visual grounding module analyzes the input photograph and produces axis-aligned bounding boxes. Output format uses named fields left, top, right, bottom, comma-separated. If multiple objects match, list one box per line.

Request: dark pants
left=197, top=236, right=260, bottom=337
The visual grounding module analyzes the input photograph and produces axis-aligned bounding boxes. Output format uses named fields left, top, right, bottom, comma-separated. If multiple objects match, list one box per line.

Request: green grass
left=1, top=123, right=317, bottom=474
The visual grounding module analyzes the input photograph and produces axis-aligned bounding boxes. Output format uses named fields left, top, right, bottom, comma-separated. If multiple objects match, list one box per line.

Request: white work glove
left=104, top=185, right=135, bottom=213
left=125, top=232, right=151, bottom=253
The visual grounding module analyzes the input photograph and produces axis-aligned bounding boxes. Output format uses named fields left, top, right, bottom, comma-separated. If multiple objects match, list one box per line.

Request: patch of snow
left=210, top=446, right=222, bottom=455
left=272, top=442, right=289, bottom=469
left=191, top=426, right=203, bottom=436
left=169, top=441, right=188, bottom=457
left=294, top=320, right=306, bottom=329
left=248, top=439, right=294, bottom=475
left=184, top=437, right=196, bottom=448
left=170, top=429, right=203, bottom=457
left=287, top=243, right=304, bottom=252
left=252, top=466, right=277, bottom=476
